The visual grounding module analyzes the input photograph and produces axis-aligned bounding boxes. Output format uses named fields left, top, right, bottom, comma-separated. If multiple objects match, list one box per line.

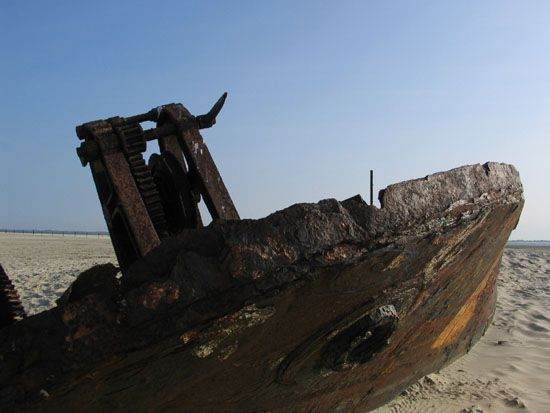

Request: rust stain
left=422, top=213, right=487, bottom=283
left=431, top=254, right=501, bottom=349
left=180, top=330, right=200, bottom=345
left=141, top=280, right=180, bottom=310
left=410, top=289, right=430, bottom=315
left=383, top=253, right=406, bottom=271
left=189, top=304, right=274, bottom=359
left=324, top=243, right=360, bottom=262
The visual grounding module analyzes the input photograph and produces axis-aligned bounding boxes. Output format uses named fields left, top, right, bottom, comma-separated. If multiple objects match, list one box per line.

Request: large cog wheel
left=116, top=123, right=169, bottom=238
left=149, top=153, right=200, bottom=233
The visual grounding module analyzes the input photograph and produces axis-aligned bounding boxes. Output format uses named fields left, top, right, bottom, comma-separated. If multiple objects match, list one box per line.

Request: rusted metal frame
left=78, top=120, right=160, bottom=269
left=161, top=104, right=239, bottom=221
left=101, top=151, right=160, bottom=256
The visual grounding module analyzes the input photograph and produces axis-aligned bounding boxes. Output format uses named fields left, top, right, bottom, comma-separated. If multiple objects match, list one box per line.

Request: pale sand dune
left=0, top=233, right=548, bottom=412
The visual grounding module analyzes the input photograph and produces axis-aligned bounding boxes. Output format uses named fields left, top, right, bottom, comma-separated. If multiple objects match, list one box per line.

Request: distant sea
left=0, top=229, right=109, bottom=236
left=508, top=240, right=550, bottom=247
left=1, top=229, right=548, bottom=247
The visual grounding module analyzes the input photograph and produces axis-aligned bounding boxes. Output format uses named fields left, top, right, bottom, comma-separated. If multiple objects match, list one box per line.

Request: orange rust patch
left=383, top=253, right=407, bottom=271
left=180, top=330, right=200, bottom=345
left=141, top=280, right=180, bottom=310
left=410, top=289, right=430, bottom=314
left=323, top=243, right=359, bottom=262
left=431, top=255, right=501, bottom=349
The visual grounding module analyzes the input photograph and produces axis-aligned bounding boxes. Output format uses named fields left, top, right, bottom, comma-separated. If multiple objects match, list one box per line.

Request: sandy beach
left=0, top=233, right=116, bottom=315
left=0, top=233, right=548, bottom=412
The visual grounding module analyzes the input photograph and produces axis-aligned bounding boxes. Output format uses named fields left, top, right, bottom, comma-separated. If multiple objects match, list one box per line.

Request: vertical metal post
left=370, top=170, right=374, bottom=206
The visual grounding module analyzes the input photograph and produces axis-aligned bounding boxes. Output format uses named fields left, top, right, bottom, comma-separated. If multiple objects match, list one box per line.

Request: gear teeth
left=0, top=264, right=26, bottom=328
left=116, top=124, right=169, bottom=238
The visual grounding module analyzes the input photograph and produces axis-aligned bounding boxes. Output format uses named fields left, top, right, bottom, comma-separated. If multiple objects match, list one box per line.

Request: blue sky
left=1, top=1, right=548, bottom=239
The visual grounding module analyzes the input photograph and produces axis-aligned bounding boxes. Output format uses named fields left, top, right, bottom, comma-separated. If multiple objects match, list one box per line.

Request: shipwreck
left=0, top=95, right=523, bottom=412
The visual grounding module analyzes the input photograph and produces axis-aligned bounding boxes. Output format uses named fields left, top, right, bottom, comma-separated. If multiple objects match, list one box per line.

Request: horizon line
left=1, top=229, right=548, bottom=243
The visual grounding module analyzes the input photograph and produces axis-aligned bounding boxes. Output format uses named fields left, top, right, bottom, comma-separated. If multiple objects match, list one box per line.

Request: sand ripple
left=0, top=233, right=116, bottom=315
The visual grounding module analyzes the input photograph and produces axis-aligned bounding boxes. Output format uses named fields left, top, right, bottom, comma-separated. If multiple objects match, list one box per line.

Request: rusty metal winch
left=76, top=94, right=239, bottom=272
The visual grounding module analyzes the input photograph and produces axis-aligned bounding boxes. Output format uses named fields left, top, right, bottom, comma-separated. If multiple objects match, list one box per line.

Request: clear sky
left=1, top=1, right=548, bottom=239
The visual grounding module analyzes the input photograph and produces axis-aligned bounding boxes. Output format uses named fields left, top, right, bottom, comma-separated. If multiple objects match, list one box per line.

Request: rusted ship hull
left=0, top=162, right=523, bottom=412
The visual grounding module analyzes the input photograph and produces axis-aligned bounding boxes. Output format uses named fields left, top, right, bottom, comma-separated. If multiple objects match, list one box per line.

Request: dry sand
left=0, top=233, right=116, bottom=314
left=0, top=233, right=548, bottom=412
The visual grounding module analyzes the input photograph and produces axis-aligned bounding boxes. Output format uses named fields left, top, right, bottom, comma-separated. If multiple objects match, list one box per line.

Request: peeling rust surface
left=0, top=162, right=523, bottom=412
left=160, top=103, right=240, bottom=221
left=103, top=151, right=161, bottom=257
left=139, top=280, right=180, bottom=310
